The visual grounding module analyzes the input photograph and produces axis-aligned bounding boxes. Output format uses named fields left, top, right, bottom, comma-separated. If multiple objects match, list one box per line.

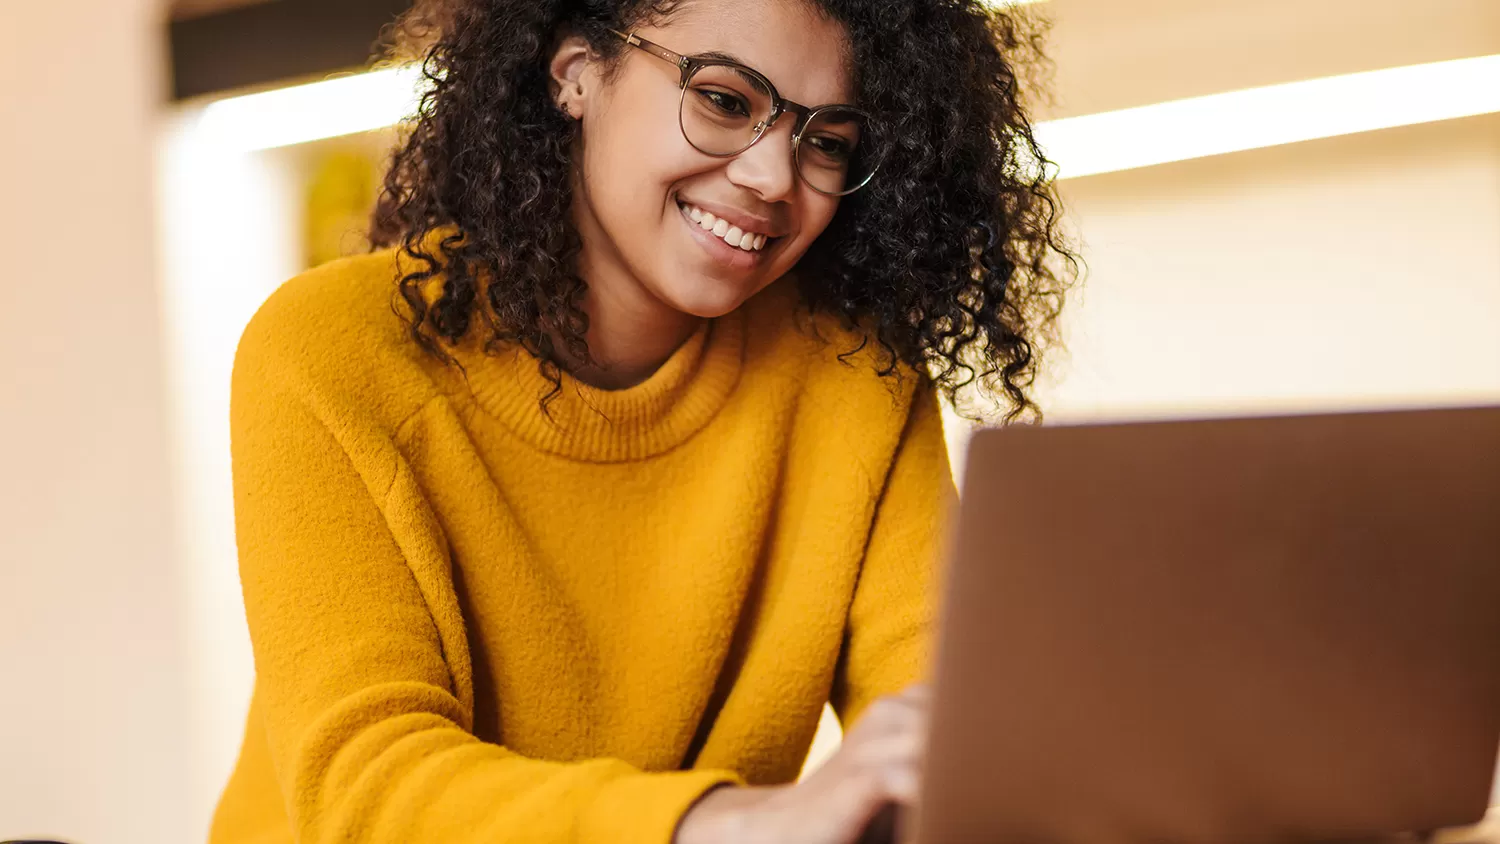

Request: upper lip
left=678, top=196, right=785, bottom=239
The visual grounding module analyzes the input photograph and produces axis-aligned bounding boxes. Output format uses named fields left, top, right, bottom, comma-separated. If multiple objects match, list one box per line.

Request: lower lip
left=677, top=202, right=769, bottom=272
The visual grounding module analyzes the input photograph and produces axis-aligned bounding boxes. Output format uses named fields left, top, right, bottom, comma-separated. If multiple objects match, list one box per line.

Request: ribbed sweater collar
left=451, top=309, right=746, bottom=463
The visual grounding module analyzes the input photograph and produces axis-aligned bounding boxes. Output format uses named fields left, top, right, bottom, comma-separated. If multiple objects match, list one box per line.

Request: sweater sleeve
left=230, top=346, right=737, bottom=844
left=830, top=380, right=959, bottom=727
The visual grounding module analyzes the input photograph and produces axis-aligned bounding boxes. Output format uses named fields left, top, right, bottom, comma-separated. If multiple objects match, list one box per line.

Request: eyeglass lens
left=679, top=63, right=879, bottom=195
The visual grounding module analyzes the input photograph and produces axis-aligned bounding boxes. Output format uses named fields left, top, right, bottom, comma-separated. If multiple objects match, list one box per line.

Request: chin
left=657, top=278, right=755, bottom=320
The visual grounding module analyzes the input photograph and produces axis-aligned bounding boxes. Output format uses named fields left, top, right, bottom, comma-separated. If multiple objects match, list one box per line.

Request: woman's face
left=552, top=0, right=853, bottom=319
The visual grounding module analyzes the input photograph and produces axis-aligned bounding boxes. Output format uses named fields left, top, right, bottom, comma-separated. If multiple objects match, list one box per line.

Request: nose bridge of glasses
left=733, top=114, right=801, bottom=192
left=755, top=100, right=812, bottom=141
left=750, top=111, right=803, bottom=165
left=778, top=100, right=818, bottom=140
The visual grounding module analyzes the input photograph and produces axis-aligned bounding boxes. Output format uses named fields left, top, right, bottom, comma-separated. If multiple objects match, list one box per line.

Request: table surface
left=1431, top=809, right=1500, bottom=844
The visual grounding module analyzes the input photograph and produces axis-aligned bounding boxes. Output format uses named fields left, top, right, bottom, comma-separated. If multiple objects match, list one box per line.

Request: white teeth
left=682, top=202, right=770, bottom=251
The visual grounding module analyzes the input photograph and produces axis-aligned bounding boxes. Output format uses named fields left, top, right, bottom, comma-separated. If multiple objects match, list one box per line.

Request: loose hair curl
left=372, top=0, right=1079, bottom=422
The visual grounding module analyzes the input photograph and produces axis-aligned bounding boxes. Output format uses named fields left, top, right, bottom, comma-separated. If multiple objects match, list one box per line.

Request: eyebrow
left=696, top=49, right=750, bottom=66
left=689, top=46, right=854, bottom=107
left=694, top=50, right=778, bottom=94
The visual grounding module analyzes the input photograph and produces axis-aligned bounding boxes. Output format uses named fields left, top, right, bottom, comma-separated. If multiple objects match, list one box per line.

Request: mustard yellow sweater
left=208, top=247, right=956, bottom=844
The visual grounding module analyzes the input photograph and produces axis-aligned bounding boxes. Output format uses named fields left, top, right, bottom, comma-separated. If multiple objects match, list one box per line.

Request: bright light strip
left=195, top=64, right=427, bottom=152
left=193, top=52, right=1500, bottom=173
left=1036, top=54, right=1500, bottom=179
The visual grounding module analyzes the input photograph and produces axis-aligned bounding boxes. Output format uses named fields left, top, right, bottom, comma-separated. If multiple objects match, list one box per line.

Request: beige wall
left=0, top=0, right=197, bottom=842
left=1038, top=0, right=1500, bottom=420
left=1040, top=0, right=1500, bottom=119
left=1042, top=114, right=1500, bottom=423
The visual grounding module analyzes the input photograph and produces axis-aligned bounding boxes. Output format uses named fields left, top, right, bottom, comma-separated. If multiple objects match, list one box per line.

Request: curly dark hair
left=371, top=0, right=1079, bottom=422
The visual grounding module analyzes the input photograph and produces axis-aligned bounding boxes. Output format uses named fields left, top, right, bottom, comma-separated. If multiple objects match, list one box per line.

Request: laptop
left=913, top=406, right=1500, bottom=844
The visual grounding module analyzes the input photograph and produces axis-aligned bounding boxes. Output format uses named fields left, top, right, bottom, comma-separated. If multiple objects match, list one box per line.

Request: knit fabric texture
left=208, top=247, right=957, bottom=844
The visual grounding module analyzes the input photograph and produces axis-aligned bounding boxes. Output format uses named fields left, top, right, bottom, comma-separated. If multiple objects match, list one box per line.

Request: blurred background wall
left=2, top=0, right=1497, bottom=840
left=1034, top=0, right=1500, bottom=427
left=0, top=0, right=197, bottom=842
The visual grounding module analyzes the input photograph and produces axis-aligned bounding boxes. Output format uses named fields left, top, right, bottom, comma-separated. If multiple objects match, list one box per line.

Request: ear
left=548, top=34, right=594, bottom=119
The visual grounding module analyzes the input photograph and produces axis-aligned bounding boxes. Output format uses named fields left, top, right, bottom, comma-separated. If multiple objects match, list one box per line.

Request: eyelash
left=698, top=89, right=750, bottom=117
left=805, top=135, right=850, bottom=158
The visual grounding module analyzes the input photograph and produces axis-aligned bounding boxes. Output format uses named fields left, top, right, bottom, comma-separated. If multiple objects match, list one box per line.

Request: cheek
left=783, top=200, right=841, bottom=262
left=583, top=101, right=704, bottom=225
left=591, top=80, right=694, bottom=177
left=805, top=202, right=840, bottom=239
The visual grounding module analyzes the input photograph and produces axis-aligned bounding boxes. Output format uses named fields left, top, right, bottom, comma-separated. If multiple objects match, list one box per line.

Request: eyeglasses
left=610, top=29, right=882, bottom=197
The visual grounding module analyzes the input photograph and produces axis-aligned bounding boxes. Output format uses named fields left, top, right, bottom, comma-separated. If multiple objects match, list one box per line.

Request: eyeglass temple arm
left=610, top=30, right=690, bottom=73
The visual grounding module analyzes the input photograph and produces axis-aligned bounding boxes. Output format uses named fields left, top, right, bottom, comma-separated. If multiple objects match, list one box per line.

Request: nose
left=723, top=114, right=799, bottom=202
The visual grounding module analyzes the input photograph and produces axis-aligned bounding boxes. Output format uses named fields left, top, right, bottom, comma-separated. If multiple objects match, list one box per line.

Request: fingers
left=843, top=731, right=924, bottom=806
left=846, top=683, right=931, bottom=744
left=874, top=757, right=921, bottom=805
left=826, top=684, right=933, bottom=807
left=897, top=683, right=933, bottom=704
left=744, top=685, right=933, bottom=844
left=882, top=682, right=932, bottom=714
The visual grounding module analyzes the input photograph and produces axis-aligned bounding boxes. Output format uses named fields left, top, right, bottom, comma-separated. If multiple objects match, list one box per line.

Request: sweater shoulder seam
left=378, top=393, right=449, bottom=505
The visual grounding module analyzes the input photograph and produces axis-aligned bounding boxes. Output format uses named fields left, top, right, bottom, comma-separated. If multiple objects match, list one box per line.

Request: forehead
left=640, top=0, right=856, bottom=105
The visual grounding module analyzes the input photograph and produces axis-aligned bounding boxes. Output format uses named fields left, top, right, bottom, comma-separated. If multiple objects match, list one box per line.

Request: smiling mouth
left=676, top=200, right=776, bottom=253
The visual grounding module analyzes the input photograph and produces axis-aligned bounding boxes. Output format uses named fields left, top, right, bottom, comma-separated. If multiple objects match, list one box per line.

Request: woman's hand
left=676, top=684, right=930, bottom=844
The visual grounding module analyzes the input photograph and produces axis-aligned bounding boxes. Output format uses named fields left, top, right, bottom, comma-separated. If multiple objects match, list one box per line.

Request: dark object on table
left=857, top=803, right=900, bottom=844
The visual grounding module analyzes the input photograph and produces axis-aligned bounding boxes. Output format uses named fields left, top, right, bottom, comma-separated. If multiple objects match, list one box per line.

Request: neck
left=556, top=249, right=703, bottom=391
left=561, top=169, right=703, bottom=390
left=568, top=291, right=702, bottom=391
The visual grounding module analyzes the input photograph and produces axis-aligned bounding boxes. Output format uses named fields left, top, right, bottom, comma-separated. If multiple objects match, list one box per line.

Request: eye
left=805, top=134, right=853, bottom=161
left=695, top=88, right=751, bottom=118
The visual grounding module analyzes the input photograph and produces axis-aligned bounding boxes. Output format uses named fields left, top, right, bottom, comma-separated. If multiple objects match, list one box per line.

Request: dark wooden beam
left=170, top=0, right=275, bottom=23
left=169, top=0, right=414, bottom=101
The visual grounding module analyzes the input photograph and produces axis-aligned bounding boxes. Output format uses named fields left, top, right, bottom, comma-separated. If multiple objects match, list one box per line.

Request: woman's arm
left=832, top=379, right=957, bottom=724
left=230, top=353, right=737, bottom=844
left=675, top=381, right=957, bottom=844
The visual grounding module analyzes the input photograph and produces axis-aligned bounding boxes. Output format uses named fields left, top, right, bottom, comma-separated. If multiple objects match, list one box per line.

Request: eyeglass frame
left=608, top=29, right=880, bottom=197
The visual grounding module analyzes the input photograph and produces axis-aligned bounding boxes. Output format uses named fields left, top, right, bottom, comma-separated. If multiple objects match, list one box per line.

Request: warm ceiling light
left=191, top=53, right=1500, bottom=177
left=194, top=64, right=427, bottom=152
left=1035, top=53, right=1500, bottom=179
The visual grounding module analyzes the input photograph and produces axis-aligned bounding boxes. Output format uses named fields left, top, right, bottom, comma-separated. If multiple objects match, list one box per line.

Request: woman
left=209, top=0, right=1074, bottom=841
